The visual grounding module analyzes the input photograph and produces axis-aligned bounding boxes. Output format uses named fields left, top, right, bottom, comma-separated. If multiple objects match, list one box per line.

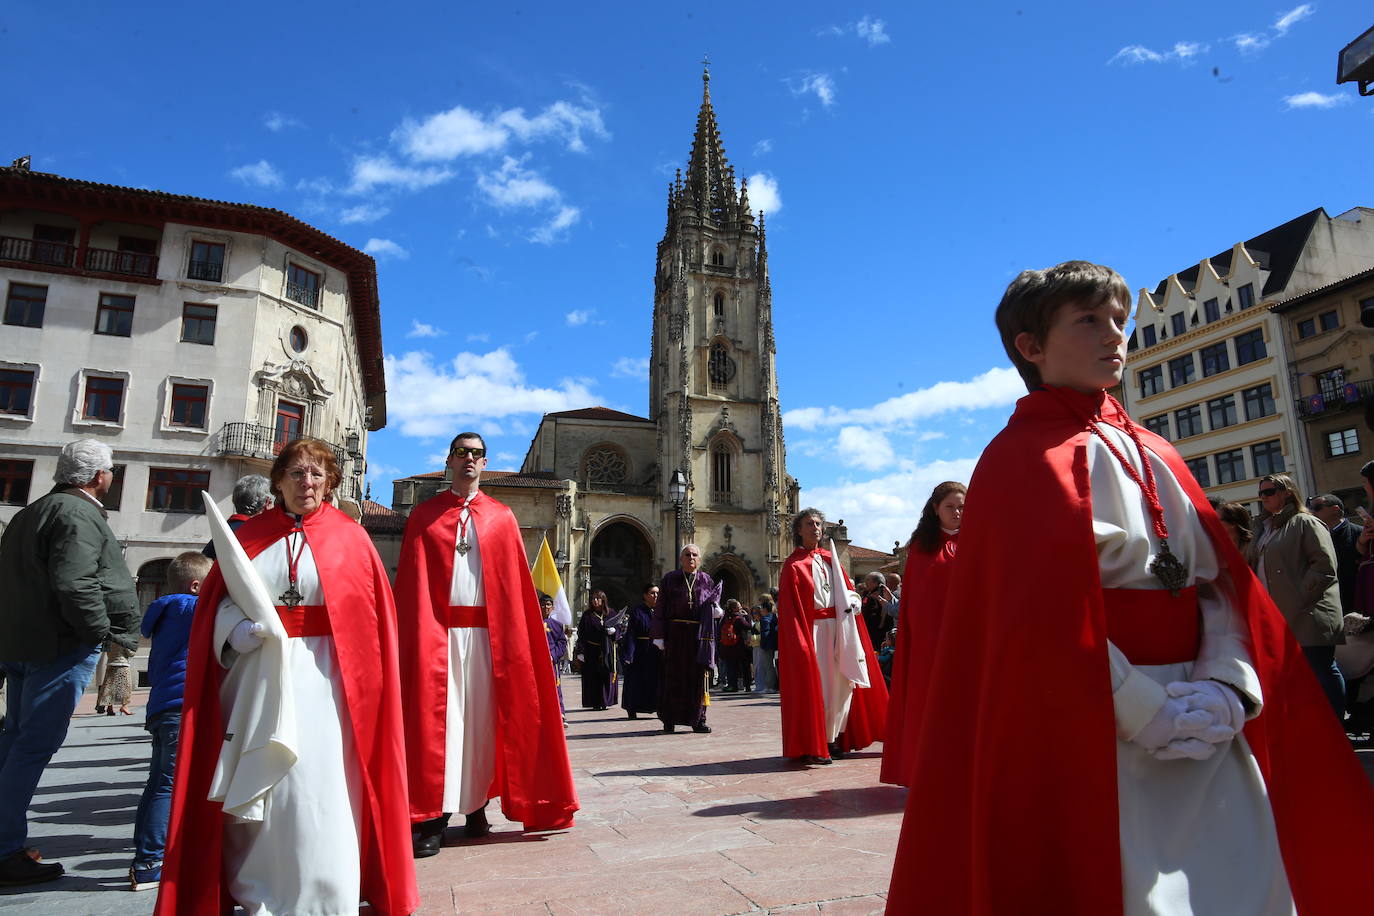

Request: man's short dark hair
left=995, top=261, right=1131, bottom=389
left=449, top=431, right=487, bottom=453
left=1309, top=493, right=1344, bottom=514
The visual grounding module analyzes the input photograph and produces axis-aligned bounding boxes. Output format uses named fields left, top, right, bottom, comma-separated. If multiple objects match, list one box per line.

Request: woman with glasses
left=156, top=438, right=416, bottom=916
left=1247, top=473, right=1345, bottom=718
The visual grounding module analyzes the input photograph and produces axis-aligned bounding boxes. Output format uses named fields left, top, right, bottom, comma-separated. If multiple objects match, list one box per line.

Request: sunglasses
left=450, top=446, right=487, bottom=459
left=1258, top=487, right=1284, bottom=498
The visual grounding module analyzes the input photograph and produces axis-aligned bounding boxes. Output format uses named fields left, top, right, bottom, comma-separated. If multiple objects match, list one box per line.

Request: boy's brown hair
left=994, top=260, right=1131, bottom=389
left=168, top=551, right=213, bottom=594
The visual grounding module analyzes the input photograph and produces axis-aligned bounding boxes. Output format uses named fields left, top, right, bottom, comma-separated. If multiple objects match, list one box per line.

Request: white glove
left=606, top=627, right=617, bottom=636
left=846, top=592, right=861, bottom=615
left=576, top=653, right=584, bottom=662
left=653, top=638, right=665, bottom=651
left=228, top=619, right=266, bottom=654
left=1165, top=680, right=1246, bottom=734
left=711, top=603, right=724, bottom=619
left=1131, top=696, right=1222, bottom=761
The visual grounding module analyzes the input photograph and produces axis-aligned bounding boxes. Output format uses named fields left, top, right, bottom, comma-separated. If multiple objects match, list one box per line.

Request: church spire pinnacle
left=683, top=61, right=737, bottom=224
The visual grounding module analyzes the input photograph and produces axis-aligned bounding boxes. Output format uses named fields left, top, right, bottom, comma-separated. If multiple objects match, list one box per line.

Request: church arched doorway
left=590, top=520, right=653, bottom=612
left=709, top=559, right=753, bottom=607
left=136, top=558, right=173, bottom=611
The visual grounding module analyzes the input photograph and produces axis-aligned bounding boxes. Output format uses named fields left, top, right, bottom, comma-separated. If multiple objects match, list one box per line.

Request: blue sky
left=6, top=1, right=1371, bottom=549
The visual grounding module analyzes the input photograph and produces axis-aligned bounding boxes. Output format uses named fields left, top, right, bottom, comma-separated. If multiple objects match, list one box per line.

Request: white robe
left=809, top=554, right=861, bottom=743
left=214, top=534, right=364, bottom=916
left=1090, top=425, right=1296, bottom=916
left=442, top=505, right=498, bottom=817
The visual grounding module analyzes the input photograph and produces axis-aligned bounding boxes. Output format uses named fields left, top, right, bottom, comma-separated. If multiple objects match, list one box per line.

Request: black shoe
left=628, top=711, right=637, bottom=720
left=692, top=723, right=712, bottom=734
left=804, top=754, right=833, bottom=766
left=0, top=851, right=64, bottom=887
left=663, top=723, right=676, bottom=733
left=464, top=809, right=491, bottom=838
left=828, top=742, right=846, bottom=760
left=413, top=834, right=441, bottom=859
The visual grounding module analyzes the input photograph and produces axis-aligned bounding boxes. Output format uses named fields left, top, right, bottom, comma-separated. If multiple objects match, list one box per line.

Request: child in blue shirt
left=129, top=551, right=211, bottom=892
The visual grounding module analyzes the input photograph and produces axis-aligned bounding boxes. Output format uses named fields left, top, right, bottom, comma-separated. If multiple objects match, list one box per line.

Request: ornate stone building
left=392, top=70, right=800, bottom=609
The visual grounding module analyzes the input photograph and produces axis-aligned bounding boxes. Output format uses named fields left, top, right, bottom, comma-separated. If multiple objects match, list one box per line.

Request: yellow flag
left=532, top=536, right=573, bottom=627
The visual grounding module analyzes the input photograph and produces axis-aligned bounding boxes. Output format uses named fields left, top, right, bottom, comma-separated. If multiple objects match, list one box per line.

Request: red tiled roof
left=480, top=471, right=565, bottom=490
left=547, top=406, right=652, bottom=423
left=361, top=499, right=405, bottom=533
left=848, top=545, right=894, bottom=560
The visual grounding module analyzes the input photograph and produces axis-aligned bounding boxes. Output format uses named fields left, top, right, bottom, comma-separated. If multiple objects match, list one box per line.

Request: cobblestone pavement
left=4, top=688, right=1372, bottom=914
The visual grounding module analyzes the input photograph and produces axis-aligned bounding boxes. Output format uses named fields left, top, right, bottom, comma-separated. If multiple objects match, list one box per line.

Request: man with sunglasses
left=395, top=433, right=578, bottom=858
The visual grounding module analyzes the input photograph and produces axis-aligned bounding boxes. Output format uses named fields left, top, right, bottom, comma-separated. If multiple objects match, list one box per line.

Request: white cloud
left=478, top=156, right=560, bottom=208
left=407, top=319, right=445, bottom=339
left=611, top=356, right=650, bottom=379
left=348, top=155, right=454, bottom=194
left=746, top=172, right=782, bottom=217
left=565, top=309, right=594, bottom=326
left=1273, top=3, right=1315, bottom=35
left=856, top=16, right=891, bottom=46
left=800, top=457, right=982, bottom=550
left=1109, top=41, right=1208, bottom=65
left=1233, top=32, right=1270, bottom=53
left=792, top=73, right=837, bottom=108
left=1283, top=91, right=1349, bottom=109
left=753, top=138, right=773, bottom=156
left=264, top=111, right=303, bottom=132
left=296, top=177, right=335, bottom=195
left=394, top=98, right=609, bottom=161
left=529, top=205, right=580, bottom=245
left=384, top=348, right=597, bottom=439
left=467, top=332, right=490, bottom=343
left=837, top=426, right=896, bottom=471
left=364, top=238, right=409, bottom=259
left=230, top=159, right=284, bottom=189
left=785, top=366, right=1024, bottom=431
left=340, top=203, right=390, bottom=224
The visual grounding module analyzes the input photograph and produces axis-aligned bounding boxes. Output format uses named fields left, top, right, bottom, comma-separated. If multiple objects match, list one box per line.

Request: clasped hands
left=1133, top=680, right=1246, bottom=762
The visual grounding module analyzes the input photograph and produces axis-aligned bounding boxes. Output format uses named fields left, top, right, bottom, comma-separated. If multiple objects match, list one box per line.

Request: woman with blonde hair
left=1247, top=472, right=1345, bottom=717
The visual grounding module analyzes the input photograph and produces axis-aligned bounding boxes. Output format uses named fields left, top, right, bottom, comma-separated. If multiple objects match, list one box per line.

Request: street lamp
left=669, top=469, right=688, bottom=563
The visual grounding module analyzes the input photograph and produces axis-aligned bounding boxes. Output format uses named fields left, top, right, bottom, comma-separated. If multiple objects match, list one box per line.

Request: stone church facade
left=390, top=70, right=801, bottom=610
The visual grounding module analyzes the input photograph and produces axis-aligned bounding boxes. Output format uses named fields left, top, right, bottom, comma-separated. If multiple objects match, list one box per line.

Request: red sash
left=441, top=605, right=489, bottom=628
left=1101, top=587, right=1200, bottom=665
left=273, top=604, right=332, bottom=638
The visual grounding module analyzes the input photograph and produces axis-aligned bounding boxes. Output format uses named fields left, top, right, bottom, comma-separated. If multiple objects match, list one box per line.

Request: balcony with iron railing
left=187, top=258, right=223, bottom=282
left=1, top=235, right=75, bottom=268
left=1294, top=378, right=1374, bottom=420
left=286, top=282, right=320, bottom=309
left=84, top=247, right=158, bottom=278
left=217, top=421, right=348, bottom=465
left=1, top=235, right=161, bottom=281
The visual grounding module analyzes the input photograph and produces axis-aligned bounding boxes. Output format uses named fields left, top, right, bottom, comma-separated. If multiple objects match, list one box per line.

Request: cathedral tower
left=651, top=67, right=798, bottom=597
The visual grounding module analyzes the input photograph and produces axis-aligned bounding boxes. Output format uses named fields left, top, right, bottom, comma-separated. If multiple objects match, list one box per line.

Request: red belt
left=442, top=605, right=489, bottom=628
left=273, top=605, right=332, bottom=639
left=808, top=607, right=837, bottom=621
left=1102, top=586, right=1200, bottom=666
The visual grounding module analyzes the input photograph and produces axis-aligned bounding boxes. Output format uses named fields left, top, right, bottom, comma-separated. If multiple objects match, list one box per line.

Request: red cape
left=394, top=489, right=577, bottom=830
left=887, top=388, right=1374, bottom=915
left=156, top=503, right=417, bottom=916
left=878, top=531, right=956, bottom=787
left=778, top=546, right=889, bottom=758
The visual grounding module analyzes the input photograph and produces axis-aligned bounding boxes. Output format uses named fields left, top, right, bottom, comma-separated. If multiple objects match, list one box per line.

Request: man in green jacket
left=0, top=439, right=139, bottom=887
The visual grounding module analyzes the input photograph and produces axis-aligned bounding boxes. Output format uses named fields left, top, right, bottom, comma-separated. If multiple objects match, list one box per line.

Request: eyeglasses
left=286, top=467, right=327, bottom=482
left=450, top=446, right=486, bottom=459
left=1258, top=487, right=1284, bottom=498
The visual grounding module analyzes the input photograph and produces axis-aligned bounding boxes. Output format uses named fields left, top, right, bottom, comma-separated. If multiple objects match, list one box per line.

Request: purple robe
left=575, top=610, right=618, bottom=709
left=619, top=603, right=661, bottom=714
left=653, top=570, right=721, bottom=728
left=545, top=616, right=567, bottom=714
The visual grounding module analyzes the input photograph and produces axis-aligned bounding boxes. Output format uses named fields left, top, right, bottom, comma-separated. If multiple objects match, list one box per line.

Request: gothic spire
left=683, top=63, right=736, bottom=223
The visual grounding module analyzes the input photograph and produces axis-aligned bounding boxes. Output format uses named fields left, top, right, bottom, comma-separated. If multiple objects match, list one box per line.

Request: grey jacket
left=0, top=486, right=140, bottom=662
left=1247, top=505, right=1343, bottom=646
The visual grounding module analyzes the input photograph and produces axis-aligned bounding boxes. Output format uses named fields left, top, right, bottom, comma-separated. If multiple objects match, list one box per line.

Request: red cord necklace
left=279, top=519, right=308, bottom=608
left=455, top=494, right=475, bottom=556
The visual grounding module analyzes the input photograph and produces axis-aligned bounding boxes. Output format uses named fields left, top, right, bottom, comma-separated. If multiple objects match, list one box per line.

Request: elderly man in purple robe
left=652, top=545, right=722, bottom=734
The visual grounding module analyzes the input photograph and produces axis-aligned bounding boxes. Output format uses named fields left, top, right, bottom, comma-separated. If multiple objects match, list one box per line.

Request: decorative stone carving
left=555, top=494, right=573, bottom=518
left=681, top=498, right=696, bottom=533
left=584, top=446, right=628, bottom=484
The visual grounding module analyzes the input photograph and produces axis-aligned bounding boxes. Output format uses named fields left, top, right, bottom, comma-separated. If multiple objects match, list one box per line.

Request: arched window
left=708, top=342, right=735, bottom=390
left=583, top=445, right=629, bottom=485
left=713, top=292, right=724, bottom=317
left=711, top=248, right=725, bottom=266
left=712, top=445, right=734, bottom=506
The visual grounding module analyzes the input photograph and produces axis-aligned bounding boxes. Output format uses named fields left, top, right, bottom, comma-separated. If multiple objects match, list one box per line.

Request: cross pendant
left=457, top=540, right=470, bottom=557
left=278, top=582, right=304, bottom=608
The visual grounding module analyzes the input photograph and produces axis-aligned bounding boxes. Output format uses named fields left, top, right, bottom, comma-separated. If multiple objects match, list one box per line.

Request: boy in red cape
left=778, top=508, right=887, bottom=765
left=886, top=261, right=1374, bottom=915
left=396, top=432, right=576, bottom=858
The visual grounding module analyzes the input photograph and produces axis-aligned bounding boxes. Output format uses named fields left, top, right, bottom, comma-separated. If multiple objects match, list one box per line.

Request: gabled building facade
left=0, top=161, right=385, bottom=605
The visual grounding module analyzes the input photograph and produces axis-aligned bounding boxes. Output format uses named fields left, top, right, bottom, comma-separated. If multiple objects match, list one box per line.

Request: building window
left=1327, top=428, right=1360, bottom=458
left=1317, top=368, right=1346, bottom=403
left=712, top=446, right=733, bottom=505
left=95, top=293, right=135, bottom=336
left=713, top=293, right=724, bottom=317
left=1320, top=310, right=1340, bottom=332
left=169, top=383, right=209, bottom=428
left=1168, top=354, right=1196, bottom=387
left=1236, top=283, right=1255, bottom=310
left=1251, top=440, right=1285, bottom=477
left=82, top=376, right=124, bottom=422
left=1185, top=457, right=1211, bottom=488
left=1243, top=383, right=1276, bottom=420
left=290, top=326, right=308, bottom=353
left=1207, top=395, right=1237, bottom=430
left=1175, top=405, right=1203, bottom=439
left=102, top=464, right=126, bottom=511
left=1139, top=365, right=1164, bottom=398
left=188, top=240, right=225, bottom=282
left=1144, top=414, right=1171, bottom=440
left=147, top=467, right=211, bottom=513
left=707, top=342, right=735, bottom=389
left=32, top=224, right=76, bottom=266
left=710, top=249, right=725, bottom=266
left=286, top=264, right=321, bottom=309
left=1141, top=325, right=1157, bottom=348
left=275, top=400, right=305, bottom=452
left=1297, top=318, right=1316, bottom=339
left=584, top=446, right=628, bottom=485
left=1234, top=329, right=1266, bottom=365
left=0, top=459, right=33, bottom=506
left=1199, top=342, right=1230, bottom=377
left=4, top=283, right=46, bottom=328
left=1170, top=314, right=1186, bottom=337
left=1215, top=449, right=1246, bottom=485
left=1203, top=298, right=1220, bottom=323
left=0, top=368, right=35, bottom=416
left=181, top=303, right=217, bottom=345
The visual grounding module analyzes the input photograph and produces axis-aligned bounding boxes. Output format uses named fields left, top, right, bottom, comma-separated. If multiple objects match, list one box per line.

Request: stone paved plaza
left=4, top=687, right=1372, bottom=914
